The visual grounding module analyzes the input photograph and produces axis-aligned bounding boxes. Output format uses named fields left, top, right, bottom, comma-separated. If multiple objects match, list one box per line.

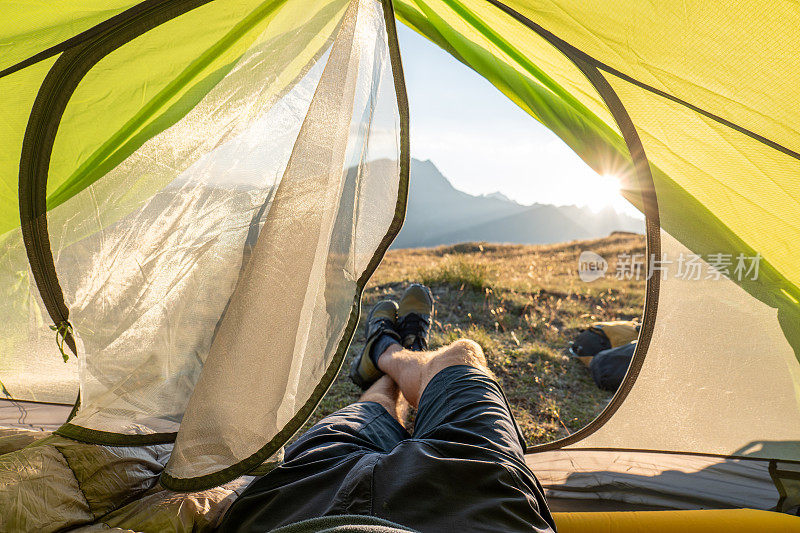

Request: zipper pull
left=50, top=321, right=75, bottom=362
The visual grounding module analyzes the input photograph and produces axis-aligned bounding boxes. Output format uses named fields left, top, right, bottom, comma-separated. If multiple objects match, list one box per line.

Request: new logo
left=578, top=251, right=607, bottom=282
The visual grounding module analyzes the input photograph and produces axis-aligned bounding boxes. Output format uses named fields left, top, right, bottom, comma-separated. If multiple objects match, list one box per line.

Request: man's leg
left=285, top=375, right=409, bottom=463
left=367, top=339, right=556, bottom=532
left=355, top=375, right=410, bottom=429
left=377, top=338, right=527, bottom=460
left=218, top=377, right=411, bottom=532
left=376, top=338, right=488, bottom=407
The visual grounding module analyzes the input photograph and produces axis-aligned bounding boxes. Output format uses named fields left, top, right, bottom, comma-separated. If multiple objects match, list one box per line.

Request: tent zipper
left=18, top=0, right=214, bottom=360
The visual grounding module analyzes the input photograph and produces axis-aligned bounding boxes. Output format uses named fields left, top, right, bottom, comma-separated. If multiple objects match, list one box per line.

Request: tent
left=1, top=0, right=799, bottom=529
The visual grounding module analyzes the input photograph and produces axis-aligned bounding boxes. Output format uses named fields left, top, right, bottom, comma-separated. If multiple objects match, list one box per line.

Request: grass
left=296, top=232, right=646, bottom=446
left=419, top=255, right=495, bottom=291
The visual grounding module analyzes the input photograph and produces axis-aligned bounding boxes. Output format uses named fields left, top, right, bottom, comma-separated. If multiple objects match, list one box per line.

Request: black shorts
left=219, top=365, right=556, bottom=533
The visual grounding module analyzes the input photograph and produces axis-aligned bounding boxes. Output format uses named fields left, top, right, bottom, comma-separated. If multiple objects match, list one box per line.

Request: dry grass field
left=299, top=232, right=646, bottom=446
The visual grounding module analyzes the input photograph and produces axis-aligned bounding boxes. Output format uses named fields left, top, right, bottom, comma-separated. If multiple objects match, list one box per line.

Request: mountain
left=392, top=159, right=643, bottom=248
left=482, top=191, right=517, bottom=203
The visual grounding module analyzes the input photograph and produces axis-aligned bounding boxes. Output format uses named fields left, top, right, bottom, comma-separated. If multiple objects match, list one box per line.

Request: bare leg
left=358, top=375, right=409, bottom=426
left=376, top=339, right=488, bottom=407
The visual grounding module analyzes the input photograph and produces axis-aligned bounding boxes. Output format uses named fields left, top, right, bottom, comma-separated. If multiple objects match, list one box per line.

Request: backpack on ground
left=590, top=341, right=637, bottom=392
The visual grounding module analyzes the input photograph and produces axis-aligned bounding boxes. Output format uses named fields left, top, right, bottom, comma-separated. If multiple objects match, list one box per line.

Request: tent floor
left=0, top=399, right=787, bottom=517
left=548, top=497, right=671, bottom=512
left=0, top=398, right=72, bottom=431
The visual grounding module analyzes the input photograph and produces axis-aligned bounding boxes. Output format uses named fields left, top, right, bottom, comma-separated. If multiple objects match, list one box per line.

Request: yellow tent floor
left=554, top=509, right=800, bottom=533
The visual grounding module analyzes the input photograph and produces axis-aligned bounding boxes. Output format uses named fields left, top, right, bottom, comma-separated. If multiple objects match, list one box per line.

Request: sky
left=396, top=24, right=641, bottom=218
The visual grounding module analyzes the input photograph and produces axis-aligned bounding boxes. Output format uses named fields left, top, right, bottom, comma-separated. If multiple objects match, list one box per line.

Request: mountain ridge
left=392, top=159, right=644, bottom=248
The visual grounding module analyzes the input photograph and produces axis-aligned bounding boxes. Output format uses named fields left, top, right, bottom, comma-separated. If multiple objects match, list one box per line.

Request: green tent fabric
left=1, top=0, right=800, bottom=521
left=395, top=0, right=800, bottom=313
left=392, top=0, right=800, bottom=466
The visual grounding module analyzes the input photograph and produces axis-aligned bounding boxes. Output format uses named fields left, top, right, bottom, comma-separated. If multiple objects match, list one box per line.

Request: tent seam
left=482, top=0, right=800, bottom=161
left=517, top=58, right=660, bottom=455
left=552, top=447, right=800, bottom=466
left=52, top=445, right=95, bottom=520
left=0, top=0, right=214, bottom=80
left=18, top=0, right=228, bottom=440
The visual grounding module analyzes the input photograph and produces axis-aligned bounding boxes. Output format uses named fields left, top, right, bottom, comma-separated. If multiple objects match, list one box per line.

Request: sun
left=577, top=173, right=623, bottom=212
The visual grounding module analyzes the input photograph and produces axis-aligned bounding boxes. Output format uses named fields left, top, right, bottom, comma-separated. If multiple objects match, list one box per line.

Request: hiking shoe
left=397, top=284, right=434, bottom=351
left=349, top=300, right=400, bottom=390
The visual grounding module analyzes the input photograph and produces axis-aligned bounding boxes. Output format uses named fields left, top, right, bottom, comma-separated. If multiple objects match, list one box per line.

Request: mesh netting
left=164, top=0, right=401, bottom=483
left=2, top=0, right=402, bottom=488
left=53, top=1, right=356, bottom=436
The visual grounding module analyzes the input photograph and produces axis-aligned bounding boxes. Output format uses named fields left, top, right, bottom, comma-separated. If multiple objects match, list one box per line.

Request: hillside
left=300, top=232, right=647, bottom=446
left=393, top=159, right=644, bottom=248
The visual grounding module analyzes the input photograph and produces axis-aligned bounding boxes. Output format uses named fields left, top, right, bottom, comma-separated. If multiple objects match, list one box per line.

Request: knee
left=438, top=338, right=486, bottom=369
left=415, top=339, right=490, bottom=405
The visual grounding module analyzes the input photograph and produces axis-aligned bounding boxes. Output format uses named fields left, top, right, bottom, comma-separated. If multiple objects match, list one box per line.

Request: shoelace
left=399, top=313, right=430, bottom=349
left=368, top=317, right=399, bottom=341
